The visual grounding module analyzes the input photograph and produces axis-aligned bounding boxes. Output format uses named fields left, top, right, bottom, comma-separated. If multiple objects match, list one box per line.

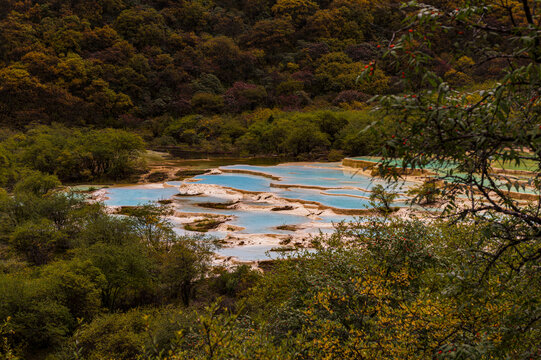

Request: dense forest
left=0, top=0, right=400, bottom=128
left=0, top=0, right=502, bottom=158
left=1, top=0, right=541, bottom=359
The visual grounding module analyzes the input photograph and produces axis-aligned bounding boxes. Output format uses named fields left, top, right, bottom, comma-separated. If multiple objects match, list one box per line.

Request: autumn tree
left=272, top=0, right=319, bottom=28
left=363, top=1, right=541, bottom=354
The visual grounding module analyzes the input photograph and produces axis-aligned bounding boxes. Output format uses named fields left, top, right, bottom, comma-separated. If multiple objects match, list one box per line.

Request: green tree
left=241, top=18, right=295, bottom=55
left=39, top=259, right=106, bottom=320
left=13, top=171, right=60, bottom=196
left=81, top=241, right=153, bottom=309
left=280, top=121, right=330, bottom=156
left=364, top=1, right=541, bottom=355
left=9, top=219, right=65, bottom=265
left=120, top=203, right=176, bottom=247
left=0, top=144, right=16, bottom=189
left=0, top=274, right=73, bottom=351
left=191, top=92, right=225, bottom=114
left=369, top=184, right=398, bottom=214
left=113, top=8, right=167, bottom=48
left=191, top=73, right=225, bottom=95
left=67, top=310, right=147, bottom=360
left=159, top=239, right=212, bottom=306
left=272, top=0, right=319, bottom=27
left=74, top=208, right=139, bottom=247
left=315, top=52, right=389, bottom=93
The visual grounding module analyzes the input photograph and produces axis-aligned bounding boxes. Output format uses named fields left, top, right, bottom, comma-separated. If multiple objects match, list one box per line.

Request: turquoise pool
left=101, top=162, right=417, bottom=260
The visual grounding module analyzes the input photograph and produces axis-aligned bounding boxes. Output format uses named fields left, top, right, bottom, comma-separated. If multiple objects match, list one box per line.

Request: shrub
left=327, top=149, right=344, bottom=161
left=444, top=69, right=473, bottom=87
left=369, top=184, right=398, bottom=214
left=13, top=171, right=60, bottom=196
left=191, top=92, right=224, bottom=114
left=333, top=90, right=370, bottom=105
left=9, top=219, right=65, bottom=265
left=407, top=181, right=441, bottom=205
left=209, top=265, right=260, bottom=297
left=72, top=310, right=147, bottom=360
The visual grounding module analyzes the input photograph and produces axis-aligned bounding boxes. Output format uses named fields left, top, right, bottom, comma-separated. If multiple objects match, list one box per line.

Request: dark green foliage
left=9, top=219, right=66, bottom=265
left=0, top=258, right=106, bottom=351
left=79, top=241, right=153, bottom=310
left=39, top=259, right=106, bottom=320
left=13, top=171, right=60, bottom=196
left=0, top=0, right=398, bottom=130
left=0, top=125, right=145, bottom=183
left=70, top=310, right=147, bottom=360
left=159, top=240, right=213, bottom=306
left=369, top=184, right=398, bottom=214
left=209, top=265, right=261, bottom=297
left=0, top=185, right=215, bottom=356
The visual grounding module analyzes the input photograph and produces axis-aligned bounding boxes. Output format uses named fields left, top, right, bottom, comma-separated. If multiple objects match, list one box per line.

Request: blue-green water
left=104, top=186, right=180, bottom=206
left=174, top=201, right=310, bottom=235
left=217, top=246, right=315, bottom=262
left=102, top=162, right=415, bottom=260
left=348, top=157, right=538, bottom=195
left=222, top=164, right=410, bottom=190
left=190, top=173, right=272, bottom=192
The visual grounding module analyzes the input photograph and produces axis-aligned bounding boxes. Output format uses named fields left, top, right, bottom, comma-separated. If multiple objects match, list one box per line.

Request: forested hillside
left=0, top=1, right=502, bottom=144
left=0, top=0, right=398, bottom=126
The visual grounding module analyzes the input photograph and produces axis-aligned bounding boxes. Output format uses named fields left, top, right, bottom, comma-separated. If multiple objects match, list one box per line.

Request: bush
left=80, top=241, right=153, bottom=309
left=407, top=180, right=441, bottom=205
left=0, top=274, right=73, bottom=351
left=369, top=184, right=398, bottom=214
left=159, top=240, right=212, bottom=305
left=444, top=69, right=473, bottom=87
left=209, top=265, right=260, bottom=297
left=5, top=126, right=146, bottom=182
left=71, top=310, right=147, bottom=360
left=9, top=219, right=65, bottom=265
left=333, top=90, right=371, bottom=105
left=13, top=171, right=60, bottom=196
left=191, top=92, right=224, bottom=114
left=39, top=259, right=106, bottom=320
left=281, top=121, right=330, bottom=156
left=327, top=149, right=344, bottom=161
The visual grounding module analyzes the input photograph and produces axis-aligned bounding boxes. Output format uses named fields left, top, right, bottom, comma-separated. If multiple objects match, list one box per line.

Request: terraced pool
left=101, top=162, right=413, bottom=261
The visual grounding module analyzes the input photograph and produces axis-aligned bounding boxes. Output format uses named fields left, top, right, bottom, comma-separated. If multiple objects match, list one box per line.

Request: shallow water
left=191, top=164, right=410, bottom=209
left=276, top=188, right=374, bottom=209
left=349, top=157, right=538, bottom=194
left=104, top=186, right=180, bottom=206
left=222, top=164, right=404, bottom=190
left=101, top=162, right=415, bottom=260
left=173, top=199, right=311, bottom=235
left=194, top=173, right=273, bottom=192
left=217, top=245, right=315, bottom=261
